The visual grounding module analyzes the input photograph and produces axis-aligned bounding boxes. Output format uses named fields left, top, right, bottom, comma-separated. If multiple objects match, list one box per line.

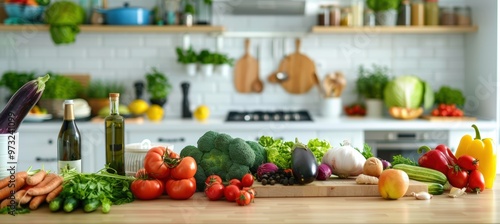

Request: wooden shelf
left=311, top=25, right=479, bottom=34
left=0, top=24, right=225, bottom=33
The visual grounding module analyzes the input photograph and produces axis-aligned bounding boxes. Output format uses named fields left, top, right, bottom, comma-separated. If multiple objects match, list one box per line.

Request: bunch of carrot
left=0, top=169, right=64, bottom=210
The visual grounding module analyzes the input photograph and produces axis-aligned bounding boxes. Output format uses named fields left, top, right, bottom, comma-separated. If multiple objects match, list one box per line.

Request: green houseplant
left=366, top=0, right=401, bottom=26
left=198, top=49, right=215, bottom=76
left=176, top=46, right=198, bottom=76
left=85, top=80, right=126, bottom=116
left=356, top=65, right=390, bottom=117
left=0, top=71, right=36, bottom=102
left=213, top=52, right=234, bottom=77
left=145, top=67, right=172, bottom=106
left=38, top=73, right=83, bottom=118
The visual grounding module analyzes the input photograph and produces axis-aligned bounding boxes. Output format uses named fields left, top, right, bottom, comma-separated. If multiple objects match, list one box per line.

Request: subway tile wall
left=0, top=1, right=468, bottom=118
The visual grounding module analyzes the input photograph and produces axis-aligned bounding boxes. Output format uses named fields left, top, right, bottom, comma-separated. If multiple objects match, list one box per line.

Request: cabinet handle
left=158, top=137, right=185, bottom=143
left=48, top=139, right=53, bottom=144
left=36, top=157, right=57, bottom=162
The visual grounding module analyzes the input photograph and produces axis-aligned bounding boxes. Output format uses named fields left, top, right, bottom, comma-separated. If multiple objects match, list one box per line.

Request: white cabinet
left=127, top=130, right=206, bottom=153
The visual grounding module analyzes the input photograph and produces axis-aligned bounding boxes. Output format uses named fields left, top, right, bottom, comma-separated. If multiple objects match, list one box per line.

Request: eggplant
left=291, top=139, right=318, bottom=185
left=0, top=74, right=50, bottom=134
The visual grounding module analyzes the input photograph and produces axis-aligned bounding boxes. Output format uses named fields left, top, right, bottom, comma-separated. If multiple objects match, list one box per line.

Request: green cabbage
left=44, top=1, right=85, bottom=45
left=383, top=75, right=434, bottom=109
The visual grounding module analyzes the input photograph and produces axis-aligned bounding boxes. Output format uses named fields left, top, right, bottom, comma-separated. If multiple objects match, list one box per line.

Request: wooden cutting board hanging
left=234, top=38, right=263, bottom=93
left=268, top=38, right=319, bottom=94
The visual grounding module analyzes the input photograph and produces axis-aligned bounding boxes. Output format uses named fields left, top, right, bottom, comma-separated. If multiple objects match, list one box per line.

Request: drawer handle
left=158, top=137, right=185, bottom=143
left=36, top=157, right=57, bottom=162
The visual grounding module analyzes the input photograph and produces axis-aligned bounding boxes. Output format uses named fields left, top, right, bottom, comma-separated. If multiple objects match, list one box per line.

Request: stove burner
left=225, top=110, right=313, bottom=122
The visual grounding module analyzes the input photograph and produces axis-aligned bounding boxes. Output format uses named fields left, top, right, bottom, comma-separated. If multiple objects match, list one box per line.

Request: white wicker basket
left=125, top=139, right=174, bottom=176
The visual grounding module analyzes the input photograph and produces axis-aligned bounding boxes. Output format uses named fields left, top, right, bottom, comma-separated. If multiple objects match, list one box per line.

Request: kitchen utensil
left=181, top=82, right=192, bottom=118
left=268, top=38, right=319, bottom=94
left=322, top=71, right=346, bottom=98
left=234, top=38, right=263, bottom=93
left=100, top=2, right=151, bottom=25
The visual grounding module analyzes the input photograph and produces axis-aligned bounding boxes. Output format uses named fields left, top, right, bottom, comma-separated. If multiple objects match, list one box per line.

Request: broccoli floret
left=200, top=148, right=230, bottom=173
left=214, top=133, right=233, bottom=154
left=194, top=165, right=207, bottom=192
left=180, top=145, right=204, bottom=163
left=246, top=140, right=267, bottom=173
left=226, top=163, right=250, bottom=181
left=228, top=138, right=255, bottom=167
left=197, top=131, right=219, bottom=152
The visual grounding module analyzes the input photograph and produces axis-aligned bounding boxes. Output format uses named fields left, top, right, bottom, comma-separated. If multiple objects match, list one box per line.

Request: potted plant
left=197, top=49, right=215, bottom=77
left=355, top=65, right=390, bottom=117
left=213, top=52, right=234, bottom=77
left=183, top=0, right=195, bottom=26
left=38, top=73, right=84, bottom=118
left=0, top=71, right=36, bottom=102
left=145, top=67, right=172, bottom=107
left=176, top=46, right=198, bottom=76
left=85, top=80, right=126, bottom=117
left=366, top=0, right=400, bottom=26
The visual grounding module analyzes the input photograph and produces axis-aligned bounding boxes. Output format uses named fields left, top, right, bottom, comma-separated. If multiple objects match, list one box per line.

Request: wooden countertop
left=3, top=176, right=500, bottom=223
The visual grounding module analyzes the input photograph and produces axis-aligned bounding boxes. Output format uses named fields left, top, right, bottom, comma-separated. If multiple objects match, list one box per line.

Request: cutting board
left=268, top=38, right=319, bottom=94
left=233, top=38, right=263, bottom=93
left=421, top=115, right=477, bottom=122
left=253, top=177, right=428, bottom=198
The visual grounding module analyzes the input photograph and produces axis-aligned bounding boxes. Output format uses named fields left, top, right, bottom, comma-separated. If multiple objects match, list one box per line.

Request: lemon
left=146, top=105, right=164, bottom=122
left=128, top=99, right=149, bottom=115
left=193, top=105, right=210, bottom=121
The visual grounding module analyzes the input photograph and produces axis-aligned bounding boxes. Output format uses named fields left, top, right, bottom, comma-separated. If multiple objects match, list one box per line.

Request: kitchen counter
left=3, top=175, right=500, bottom=224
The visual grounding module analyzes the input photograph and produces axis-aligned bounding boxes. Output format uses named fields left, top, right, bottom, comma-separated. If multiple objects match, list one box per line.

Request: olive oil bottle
left=104, top=93, right=125, bottom=175
left=57, top=100, right=82, bottom=173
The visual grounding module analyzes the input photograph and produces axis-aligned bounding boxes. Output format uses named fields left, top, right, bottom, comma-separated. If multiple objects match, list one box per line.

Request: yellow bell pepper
left=455, top=124, right=497, bottom=189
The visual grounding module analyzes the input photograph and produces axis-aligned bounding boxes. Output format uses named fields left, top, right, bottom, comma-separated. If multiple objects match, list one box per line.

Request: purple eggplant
left=0, top=74, right=50, bottom=134
left=291, top=139, right=318, bottom=185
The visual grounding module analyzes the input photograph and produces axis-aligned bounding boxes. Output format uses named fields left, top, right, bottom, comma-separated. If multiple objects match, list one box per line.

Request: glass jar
left=364, top=9, right=376, bottom=26
left=318, top=4, right=330, bottom=26
left=351, top=0, right=364, bottom=27
left=440, top=6, right=455, bottom=26
left=340, top=8, right=352, bottom=27
left=411, top=0, right=424, bottom=26
left=330, top=5, right=341, bottom=26
left=455, top=6, right=471, bottom=26
left=397, top=0, right=411, bottom=26
left=424, top=0, right=439, bottom=26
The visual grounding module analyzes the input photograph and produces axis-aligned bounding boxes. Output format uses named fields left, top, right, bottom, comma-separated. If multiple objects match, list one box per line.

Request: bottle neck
left=64, top=104, right=75, bottom=121
left=110, top=97, right=120, bottom=115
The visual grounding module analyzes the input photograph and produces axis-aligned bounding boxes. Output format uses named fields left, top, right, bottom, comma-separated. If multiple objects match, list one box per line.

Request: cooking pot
left=100, top=2, right=151, bottom=25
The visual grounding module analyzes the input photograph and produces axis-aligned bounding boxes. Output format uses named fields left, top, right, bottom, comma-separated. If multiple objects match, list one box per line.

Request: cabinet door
left=80, top=127, right=104, bottom=173
left=127, top=130, right=206, bottom=153
left=17, top=132, right=58, bottom=172
left=317, top=131, right=365, bottom=149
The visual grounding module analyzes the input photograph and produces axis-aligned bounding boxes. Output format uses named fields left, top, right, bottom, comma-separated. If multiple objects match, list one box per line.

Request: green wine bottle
left=57, top=100, right=82, bottom=173
left=104, top=93, right=125, bottom=175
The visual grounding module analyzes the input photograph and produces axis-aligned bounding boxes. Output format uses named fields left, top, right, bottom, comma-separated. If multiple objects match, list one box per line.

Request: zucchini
left=392, top=164, right=447, bottom=185
left=49, top=196, right=63, bottom=212
left=83, top=198, right=101, bottom=213
left=424, top=182, right=444, bottom=195
left=63, top=196, right=79, bottom=213
left=0, top=74, right=50, bottom=134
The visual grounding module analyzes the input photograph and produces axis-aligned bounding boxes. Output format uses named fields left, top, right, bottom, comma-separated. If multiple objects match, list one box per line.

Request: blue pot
left=100, top=3, right=151, bottom=25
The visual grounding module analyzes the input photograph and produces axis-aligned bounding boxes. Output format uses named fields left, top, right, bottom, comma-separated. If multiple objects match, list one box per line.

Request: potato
left=363, top=157, right=383, bottom=177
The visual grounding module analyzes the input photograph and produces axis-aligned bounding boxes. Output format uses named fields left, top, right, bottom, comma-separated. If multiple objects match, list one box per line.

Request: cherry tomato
left=205, top=175, right=223, bottom=185
left=224, top=185, right=240, bottom=202
left=457, top=155, right=479, bottom=171
left=170, top=156, right=197, bottom=180
left=241, top=173, right=254, bottom=188
left=467, top=170, right=485, bottom=194
left=432, top=109, right=439, bottom=116
left=229, top=179, right=242, bottom=189
left=205, top=182, right=225, bottom=201
left=446, top=166, right=469, bottom=188
left=144, top=146, right=172, bottom=179
left=130, top=179, right=164, bottom=200
left=242, top=187, right=255, bottom=202
left=165, top=177, right=196, bottom=200
left=236, top=191, right=251, bottom=206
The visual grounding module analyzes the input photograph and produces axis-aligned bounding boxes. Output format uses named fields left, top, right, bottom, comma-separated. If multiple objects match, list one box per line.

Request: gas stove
left=225, top=110, right=313, bottom=122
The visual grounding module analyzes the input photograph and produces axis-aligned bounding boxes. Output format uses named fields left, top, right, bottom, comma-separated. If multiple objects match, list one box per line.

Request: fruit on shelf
left=431, top=104, right=464, bottom=117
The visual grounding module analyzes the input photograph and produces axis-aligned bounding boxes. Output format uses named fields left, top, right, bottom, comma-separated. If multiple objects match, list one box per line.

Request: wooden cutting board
left=253, top=177, right=428, bottom=198
left=233, top=38, right=263, bottom=93
left=421, top=115, right=477, bottom=121
left=268, top=38, right=319, bottom=94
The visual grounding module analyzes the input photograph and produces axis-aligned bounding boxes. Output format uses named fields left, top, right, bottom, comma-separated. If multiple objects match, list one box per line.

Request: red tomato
left=205, top=175, right=223, bottom=185
left=467, top=170, right=485, bottom=193
left=242, top=187, right=255, bottom=202
left=457, top=155, right=479, bottom=171
left=224, top=185, right=240, bottom=202
left=236, top=191, right=251, bottom=206
left=170, top=156, right=197, bottom=180
left=229, top=179, right=242, bottom=189
left=165, top=177, right=197, bottom=200
left=241, top=173, right=254, bottom=188
left=446, top=166, right=469, bottom=188
left=432, top=109, right=439, bottom=116
left=134, top=168, right=148, bottom=179
left=205, top=183, right=225, bottom=201
left=130, top=179, right=164, bottom=200
left=144, top=146, right=171, bottom=179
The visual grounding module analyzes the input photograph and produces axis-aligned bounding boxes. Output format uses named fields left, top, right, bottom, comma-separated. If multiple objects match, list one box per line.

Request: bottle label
left=58, top=160, right=82, bottom=173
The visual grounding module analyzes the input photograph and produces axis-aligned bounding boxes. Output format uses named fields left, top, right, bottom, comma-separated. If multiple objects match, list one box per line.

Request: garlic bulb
left=411, top=192, right=433, bottom=200
left=321, top=140, right=366, bottom=178
left=448, top=187, right=467, bottom=198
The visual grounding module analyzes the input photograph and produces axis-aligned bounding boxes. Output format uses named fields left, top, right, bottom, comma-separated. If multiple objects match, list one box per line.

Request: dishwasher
left=365, top=130, right=449, bottom=163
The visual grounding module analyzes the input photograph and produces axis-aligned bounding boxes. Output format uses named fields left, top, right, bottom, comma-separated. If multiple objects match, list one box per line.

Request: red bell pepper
left=417, top=145, right=450, bottom=175
left=434, top=144, right=458, bottom=166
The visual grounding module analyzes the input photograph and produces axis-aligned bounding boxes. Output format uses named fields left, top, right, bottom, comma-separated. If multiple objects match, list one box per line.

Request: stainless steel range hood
left=214, top=0, right=307, bottom=15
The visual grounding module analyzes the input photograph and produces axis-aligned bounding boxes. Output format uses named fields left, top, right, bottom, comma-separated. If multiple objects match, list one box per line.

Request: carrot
left=14, top=189, right=32, bottom=205
left=45, top=185, right=63, bottom=203
left=0, top=198, right=12, bottom=209
left=14, top=189, right=26, bottom=201
left=27, top=174, right=63, bottom=196
left=0, top=171, right=27, bottom=189
left=26, top=170, right=47, bottom=186
left=19, top=193, right=32, bottom=205
left=29, top=194, right=47, bottom=210
left=0, top=177, right=25, bottom=201
left=28, top=173, right=56, bottom=191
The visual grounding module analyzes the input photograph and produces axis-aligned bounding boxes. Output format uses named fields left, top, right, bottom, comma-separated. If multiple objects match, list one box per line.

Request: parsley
left=355, top=143, right=375, bottom=159
left=392, top=154, right=418, bottom=166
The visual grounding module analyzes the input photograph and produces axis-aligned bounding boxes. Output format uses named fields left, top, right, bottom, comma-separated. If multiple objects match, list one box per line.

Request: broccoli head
left=197, top=130, right=219, bottom=152
left=246, top=140, right=267, bottom=173
left=228, top=138, right=255, bottom=167
left=200, top=148, right=229, bottom=173
left=226, top=163, right=250, bottom=181
left=214, top=133, right=233, bottom=154
left=194, top=165, right=207, bottom=192
left=180, top=145, right=204, bottom=163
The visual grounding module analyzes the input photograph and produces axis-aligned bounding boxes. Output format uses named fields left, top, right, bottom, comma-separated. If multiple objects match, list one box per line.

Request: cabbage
left=44, top=1, right=85, bottom=45
left=383, top=75, right=434, bottom=109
